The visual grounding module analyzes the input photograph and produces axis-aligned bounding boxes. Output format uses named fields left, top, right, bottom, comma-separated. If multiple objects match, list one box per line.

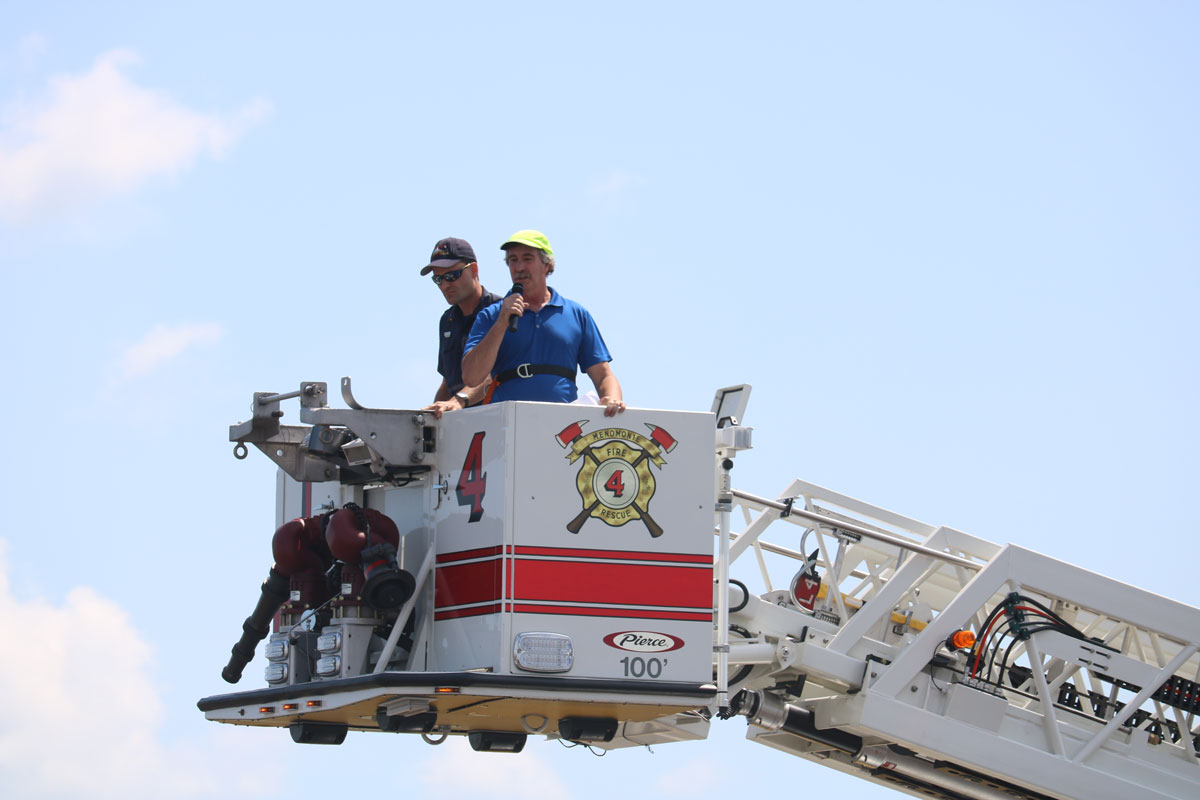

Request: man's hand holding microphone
left=504, top=283, right=524, bottom=332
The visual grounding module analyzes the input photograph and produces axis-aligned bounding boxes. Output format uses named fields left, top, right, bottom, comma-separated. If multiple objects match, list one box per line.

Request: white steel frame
left=718, top=479, right=1200, bottom=800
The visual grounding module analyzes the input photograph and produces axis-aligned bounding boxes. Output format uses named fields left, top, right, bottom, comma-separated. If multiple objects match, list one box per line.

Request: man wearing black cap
left=420, top=237, right=502, bottom=419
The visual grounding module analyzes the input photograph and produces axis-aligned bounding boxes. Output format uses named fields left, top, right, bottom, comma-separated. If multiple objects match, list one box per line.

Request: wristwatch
left=454, top=391, right=470, bottom=407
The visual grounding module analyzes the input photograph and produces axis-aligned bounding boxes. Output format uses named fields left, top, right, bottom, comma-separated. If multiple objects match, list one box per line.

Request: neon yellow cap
left=501, top=229, right=554, bottom=257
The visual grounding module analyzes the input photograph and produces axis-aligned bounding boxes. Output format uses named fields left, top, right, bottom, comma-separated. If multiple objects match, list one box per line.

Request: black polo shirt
left=438, top=289, right=502, bottom=395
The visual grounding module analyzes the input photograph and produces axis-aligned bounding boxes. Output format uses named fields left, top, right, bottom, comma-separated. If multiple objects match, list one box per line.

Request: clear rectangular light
left=265, top=663, right=288, bottom=683
left=513, top=632, right=573, bottom=673
left=316, top=632, right=342, bottom=654
left=265, top=640, right=289, bottom=661
left=315, top=655, right=342, bottom=677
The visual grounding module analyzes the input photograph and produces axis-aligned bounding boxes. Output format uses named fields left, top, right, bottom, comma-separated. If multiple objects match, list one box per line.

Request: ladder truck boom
left=199, top=379, right=1200, bottom=800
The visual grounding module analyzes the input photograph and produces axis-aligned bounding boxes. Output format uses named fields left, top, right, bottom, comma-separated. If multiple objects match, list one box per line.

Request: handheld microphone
left=507, top=283, right=524, bottom=333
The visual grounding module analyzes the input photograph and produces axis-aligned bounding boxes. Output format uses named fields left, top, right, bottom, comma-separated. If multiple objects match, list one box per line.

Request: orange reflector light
left=434, top=687, right=460, bottom=694
left=282, top=703, right=298, bottom=711
left=306, top=700, right=322, bottom=708
left=947, top=630, right=976, bottom=651
left=259, top=706, right=275, bottom=714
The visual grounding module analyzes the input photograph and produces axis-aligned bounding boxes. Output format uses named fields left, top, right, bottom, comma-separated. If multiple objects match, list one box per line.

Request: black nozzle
left=221, top=568, right=290, bottom=684
left=361, top=542, right=416, bottom=610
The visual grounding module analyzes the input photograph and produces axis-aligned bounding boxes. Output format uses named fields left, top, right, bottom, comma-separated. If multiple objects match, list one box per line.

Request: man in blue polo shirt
left=462, top=229, right=625, bottom=417
left=420, top=237, right=502, bottom=419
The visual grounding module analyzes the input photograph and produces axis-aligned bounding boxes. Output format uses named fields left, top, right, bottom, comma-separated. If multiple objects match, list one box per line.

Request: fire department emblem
left=555, top=421, right=677, bottom=537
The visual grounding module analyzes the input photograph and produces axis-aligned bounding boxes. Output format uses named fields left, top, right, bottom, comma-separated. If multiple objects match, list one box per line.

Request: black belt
left=495, top=363, right=576, bottom=382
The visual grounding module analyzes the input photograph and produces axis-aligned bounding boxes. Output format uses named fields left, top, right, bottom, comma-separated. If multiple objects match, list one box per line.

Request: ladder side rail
left=731, top=489, right=980, bottom=570
left=807, top=503, right=930, bottom=549
left=781, top=478, right=939, bottom=538
left=834, top=690, right=1191, bottom=800
left=1006, top=546, right=1200, bottom=648
left=726, top=487, right=986, bottom=624
left=729, top=485, right=941, bottom=573
left=940, top=525, right=1005, bottom=563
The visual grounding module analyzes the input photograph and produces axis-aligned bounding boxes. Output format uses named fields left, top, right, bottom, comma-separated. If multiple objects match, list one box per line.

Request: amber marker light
left=259, top=706, right=275, bottom=714
left=282, top=703, right=298, bottom=711
left=946, top=630, right=976, bottom=651
left=306, top=700, right=323, bottom=708
left=434, top=687, right=460, bottom=694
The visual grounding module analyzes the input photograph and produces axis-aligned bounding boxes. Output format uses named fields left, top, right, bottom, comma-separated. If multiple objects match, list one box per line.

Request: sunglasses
left=431, top=264, right=473, bottom=286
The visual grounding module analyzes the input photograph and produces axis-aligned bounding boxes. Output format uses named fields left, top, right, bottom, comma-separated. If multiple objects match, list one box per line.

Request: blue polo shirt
left=464, top=287, right=612, bottom=403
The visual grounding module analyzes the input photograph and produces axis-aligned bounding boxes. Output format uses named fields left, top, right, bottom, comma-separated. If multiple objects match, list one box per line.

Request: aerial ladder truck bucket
left=200, top=379, right=1200, bottom=798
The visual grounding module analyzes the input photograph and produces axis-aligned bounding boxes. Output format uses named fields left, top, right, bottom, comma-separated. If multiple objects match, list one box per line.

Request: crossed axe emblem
left=555, top=420, right=677, bottom=538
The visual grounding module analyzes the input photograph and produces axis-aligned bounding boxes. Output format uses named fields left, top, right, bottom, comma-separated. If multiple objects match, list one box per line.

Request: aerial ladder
left=200, top=380, right=1200, bottom=800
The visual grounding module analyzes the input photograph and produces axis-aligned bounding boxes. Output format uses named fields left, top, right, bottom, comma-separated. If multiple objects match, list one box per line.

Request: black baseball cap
left=421, top=237, right=477, bottom=275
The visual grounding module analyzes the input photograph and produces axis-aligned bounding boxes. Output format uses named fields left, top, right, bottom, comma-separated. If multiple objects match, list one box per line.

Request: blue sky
left=1, top=3, right=1197, bottom=798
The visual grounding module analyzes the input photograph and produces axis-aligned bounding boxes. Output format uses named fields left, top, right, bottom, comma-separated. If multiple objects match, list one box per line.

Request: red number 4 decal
left=456, top=431, right=487, bottom=523
left=604, top=470, right=625, bottom=497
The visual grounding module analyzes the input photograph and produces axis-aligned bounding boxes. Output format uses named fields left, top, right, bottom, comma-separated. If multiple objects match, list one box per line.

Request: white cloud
left=0, top=48, right=270, bottom=223
left=0, top=539, right=271, bottom=798
left=117, top=322, right=224, bottom=380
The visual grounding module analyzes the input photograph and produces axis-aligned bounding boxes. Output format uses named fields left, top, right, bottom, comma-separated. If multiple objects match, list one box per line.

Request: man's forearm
left=597, top=374, right=621, bottom=402
left=586, top=362, right=625, bottom=416
left=461, top=320, right=505, bottom=386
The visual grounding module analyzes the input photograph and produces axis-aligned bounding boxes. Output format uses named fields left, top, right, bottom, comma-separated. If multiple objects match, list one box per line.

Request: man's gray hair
left=539, top=250, right=555, bottom=275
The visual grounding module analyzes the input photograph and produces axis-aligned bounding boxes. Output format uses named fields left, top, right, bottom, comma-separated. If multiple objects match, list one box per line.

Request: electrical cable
left=971, top=595, right=1085, bottom=680
left=983, top=609, right=1059, bottom=682
left=971, top=603, right=1010, bottom=678
left=971, top=594, right=1093, bottom=684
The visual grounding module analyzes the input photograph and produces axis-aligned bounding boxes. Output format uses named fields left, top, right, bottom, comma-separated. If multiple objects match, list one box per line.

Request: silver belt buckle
left=516, top=363, right=534, bottom=379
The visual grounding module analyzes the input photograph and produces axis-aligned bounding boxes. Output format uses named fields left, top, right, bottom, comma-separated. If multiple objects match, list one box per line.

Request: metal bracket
left=229, top=382, right=328, bottom=444
left=341, top=376, right=366, bottom=410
